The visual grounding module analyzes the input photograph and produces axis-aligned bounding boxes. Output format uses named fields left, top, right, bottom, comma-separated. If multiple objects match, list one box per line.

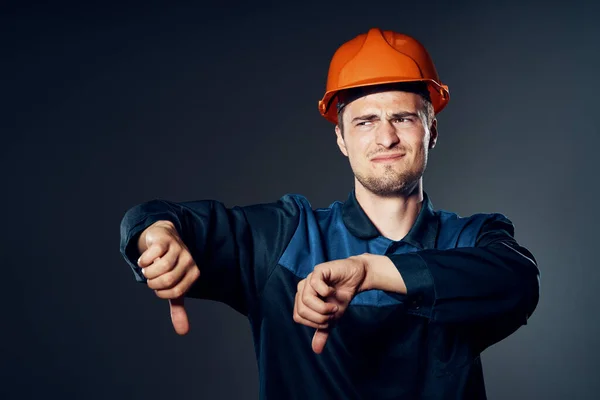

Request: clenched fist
left=293, top=254, right=406, bottom=354
left=136, top=220, right=201, bottom=335
left=294, top=256, right=369, bottom=354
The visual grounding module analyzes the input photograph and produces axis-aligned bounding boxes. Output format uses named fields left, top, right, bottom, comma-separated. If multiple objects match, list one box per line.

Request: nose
left=375, top=120, right=400, bottom=148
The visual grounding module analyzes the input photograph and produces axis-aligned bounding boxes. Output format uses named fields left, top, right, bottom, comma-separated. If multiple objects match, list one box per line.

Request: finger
left=147, top=250, right=196, bottom=289
left=142, top=247, right=180, bottom=280
left=154, top=265, right=200, bottom=299
left=309, top=272, right=336, bottom=298
left=147, top=265, right=185, bottom=290
left=312, top=329, right=330, bottom=354
left=293, top=286, right=331, bottom=329
left=169, top=297, right=189, bottom=335
left=302, top=283, right=338, bottom=315
left=296, top=301, right=335, bottom=325
left=138, top=242, right=169, bottom=268
left=296, top=279, right=305, bottom=293
left=293, top=310, right=331, bottom=330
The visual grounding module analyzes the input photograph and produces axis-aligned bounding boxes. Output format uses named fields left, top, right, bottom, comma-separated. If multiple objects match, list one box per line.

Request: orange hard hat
left=318, top=28, right=450, bottom=124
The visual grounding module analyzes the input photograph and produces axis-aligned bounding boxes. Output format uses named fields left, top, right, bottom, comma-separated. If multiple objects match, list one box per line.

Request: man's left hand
left=293, top=255, right=370, bottom=354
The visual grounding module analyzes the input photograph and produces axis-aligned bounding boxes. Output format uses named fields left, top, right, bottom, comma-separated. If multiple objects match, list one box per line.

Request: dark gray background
left=2, top=1, right=599, bottom=399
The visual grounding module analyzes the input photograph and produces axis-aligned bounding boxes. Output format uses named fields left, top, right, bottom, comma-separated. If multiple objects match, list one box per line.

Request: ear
left=428, top=118, right=438, bottom=149
left=335, top=125, right=348, bottom=157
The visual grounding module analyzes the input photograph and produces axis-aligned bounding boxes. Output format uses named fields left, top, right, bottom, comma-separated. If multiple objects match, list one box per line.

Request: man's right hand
left=136, top=220, right=201, bottom=336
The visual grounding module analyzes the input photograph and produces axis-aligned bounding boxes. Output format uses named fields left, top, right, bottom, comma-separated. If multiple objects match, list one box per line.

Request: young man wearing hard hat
left=120, top=28, right=539, bottom=399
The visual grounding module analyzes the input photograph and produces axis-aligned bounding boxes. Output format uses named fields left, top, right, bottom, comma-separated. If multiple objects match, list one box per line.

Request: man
left=119, top=28, right=539, bottom=399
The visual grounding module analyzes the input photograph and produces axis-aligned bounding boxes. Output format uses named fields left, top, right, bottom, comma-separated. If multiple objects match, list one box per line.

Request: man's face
left=335, top=90, right=437, bottom=197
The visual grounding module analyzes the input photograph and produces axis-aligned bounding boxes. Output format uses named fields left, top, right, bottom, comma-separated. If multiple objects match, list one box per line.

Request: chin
left=358, top=178, right=412, bottom=196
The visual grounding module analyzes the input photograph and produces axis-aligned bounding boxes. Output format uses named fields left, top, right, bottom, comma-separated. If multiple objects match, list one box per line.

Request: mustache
left=368, top=146, right=409, bottom=158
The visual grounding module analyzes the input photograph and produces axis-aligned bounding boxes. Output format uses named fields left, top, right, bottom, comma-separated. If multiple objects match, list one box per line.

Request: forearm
left=119, top=194, right=303, bottom=315
left=358, top=253, right=407, bottom=294
left=387, top=241, right=539, bottom=323
left=358, top=241, right=539, bottom=322
left=355, top=243, right=538, bottom=352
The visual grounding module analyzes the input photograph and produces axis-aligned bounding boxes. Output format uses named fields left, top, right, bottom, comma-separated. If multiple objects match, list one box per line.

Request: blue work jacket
left=119, top=190, right=540, bottom=399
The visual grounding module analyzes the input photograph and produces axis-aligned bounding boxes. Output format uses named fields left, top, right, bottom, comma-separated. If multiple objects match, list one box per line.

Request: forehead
left=344, top=90, right=421, bottom=117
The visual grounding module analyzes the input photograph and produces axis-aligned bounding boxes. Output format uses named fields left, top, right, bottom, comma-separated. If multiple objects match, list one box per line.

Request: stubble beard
left=354, top=155, right=427, bottom=197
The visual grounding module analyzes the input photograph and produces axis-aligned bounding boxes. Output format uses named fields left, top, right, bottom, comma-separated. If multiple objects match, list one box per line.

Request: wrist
left=353, top=253, right=376, bottom=292
left=353, top=253, right=407, bottom=294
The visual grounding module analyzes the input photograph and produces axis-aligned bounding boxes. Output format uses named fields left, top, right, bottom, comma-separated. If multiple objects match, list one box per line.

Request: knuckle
left=162, top=274, right=175, bottom=288
left=179, top=251, right=191, bottom=265
left=310, top=273, right=320, bottom=285
left=187, top=254, right=198, bottom=270
left=301, top=290, right=311, bottom=301
left=162, top=240, right=175, bottom=253
left=155, top=256, right=167, bottom=269
left=171, top=286, right=184, bottom=298
left=191, top=266, right=200, bottom=281
left=150, top=240, right=167, bottom=252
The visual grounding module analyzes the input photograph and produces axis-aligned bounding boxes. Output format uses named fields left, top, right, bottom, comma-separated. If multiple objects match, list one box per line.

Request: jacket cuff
left=387, top=253, right=436, bottom=318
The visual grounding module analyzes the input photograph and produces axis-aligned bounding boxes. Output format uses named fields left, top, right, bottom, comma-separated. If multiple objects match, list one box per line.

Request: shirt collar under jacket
left=341, top=190, right=439, bottom=250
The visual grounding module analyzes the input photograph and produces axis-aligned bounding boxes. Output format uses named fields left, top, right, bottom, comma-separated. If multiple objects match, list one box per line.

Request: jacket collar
left=341, top=189, right=438, bottom=249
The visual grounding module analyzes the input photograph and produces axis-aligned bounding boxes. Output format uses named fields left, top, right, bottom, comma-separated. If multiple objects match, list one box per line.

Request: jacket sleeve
left=119, top=195, right=301, bottom=316
left=388, top=214, right=540, bottom=349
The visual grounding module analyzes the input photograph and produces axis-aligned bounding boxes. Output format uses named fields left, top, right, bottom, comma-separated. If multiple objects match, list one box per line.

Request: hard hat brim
left=319, top=78, right=449, bottom=125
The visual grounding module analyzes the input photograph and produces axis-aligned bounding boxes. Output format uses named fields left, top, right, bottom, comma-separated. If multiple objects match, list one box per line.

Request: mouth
left=370, top=153, right=405, bottom=162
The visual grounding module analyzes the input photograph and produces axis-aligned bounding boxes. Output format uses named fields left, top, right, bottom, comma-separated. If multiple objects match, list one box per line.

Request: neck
left=354, top=179, right=424, bottom=241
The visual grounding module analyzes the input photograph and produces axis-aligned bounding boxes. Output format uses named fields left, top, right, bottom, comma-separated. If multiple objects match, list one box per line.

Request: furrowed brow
left=389, top=112, right=420, bottom=119
left=351, top=114, right=379, bottom=123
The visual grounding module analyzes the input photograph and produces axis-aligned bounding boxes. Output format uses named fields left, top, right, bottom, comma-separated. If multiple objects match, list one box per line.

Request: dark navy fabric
left=277, top=194, right=503, bottom=309
left=119, top=190, right=540, bottom=399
